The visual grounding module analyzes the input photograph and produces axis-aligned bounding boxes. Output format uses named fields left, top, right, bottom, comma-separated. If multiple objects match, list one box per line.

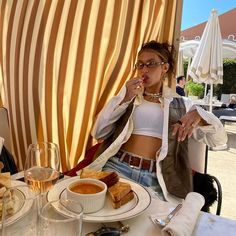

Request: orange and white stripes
left=0, top=0, right=180, bottom=171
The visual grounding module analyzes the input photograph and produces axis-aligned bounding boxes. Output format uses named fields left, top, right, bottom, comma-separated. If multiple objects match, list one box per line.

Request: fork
left=155, top=204, right=182, bottom=227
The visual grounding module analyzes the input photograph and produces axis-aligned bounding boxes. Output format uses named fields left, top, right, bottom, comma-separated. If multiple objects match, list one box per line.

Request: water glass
left=1, top=185, right=39, bottom=236
left=38, top=199, right=83, bottom=236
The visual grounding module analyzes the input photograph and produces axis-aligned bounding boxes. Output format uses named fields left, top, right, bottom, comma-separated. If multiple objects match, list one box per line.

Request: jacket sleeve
left=91, top=86, right=132, bottom=140
left=183, top=97, right=228, bottom=147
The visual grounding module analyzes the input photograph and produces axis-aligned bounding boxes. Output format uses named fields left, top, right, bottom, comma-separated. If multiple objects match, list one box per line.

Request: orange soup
left=70, top=183, right=103, bottom=194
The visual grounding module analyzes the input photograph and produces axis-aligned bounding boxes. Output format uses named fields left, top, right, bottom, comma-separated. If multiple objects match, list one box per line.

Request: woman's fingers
left=172, top=110, right=202, bottom=141
left=172, top=123, right=194, bottom=141
left=123, top=77, right=143, bottom=102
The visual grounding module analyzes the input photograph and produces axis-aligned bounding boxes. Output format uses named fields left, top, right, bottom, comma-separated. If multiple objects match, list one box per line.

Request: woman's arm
left=91, top=86, right=131, bottom=140
left=172, top=97, right=228, bottom=147
left=91, top=78, right=143, bottom=140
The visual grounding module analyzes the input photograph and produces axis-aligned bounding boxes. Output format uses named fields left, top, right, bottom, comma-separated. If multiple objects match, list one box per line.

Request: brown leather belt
left=116, top=150, right=156, bottom=173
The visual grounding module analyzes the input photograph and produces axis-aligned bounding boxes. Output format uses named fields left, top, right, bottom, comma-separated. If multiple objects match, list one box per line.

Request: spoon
left=155, top=204, right=182, bottom=227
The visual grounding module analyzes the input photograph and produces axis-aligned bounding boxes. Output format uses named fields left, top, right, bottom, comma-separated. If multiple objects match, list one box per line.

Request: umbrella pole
left=204, top=84, right=208, bottom=98
left=209, top=83, right=213, bottom=112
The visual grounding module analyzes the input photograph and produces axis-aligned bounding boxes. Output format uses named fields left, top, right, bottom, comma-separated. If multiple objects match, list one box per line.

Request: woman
left=86, top=41, right=227, bottom=204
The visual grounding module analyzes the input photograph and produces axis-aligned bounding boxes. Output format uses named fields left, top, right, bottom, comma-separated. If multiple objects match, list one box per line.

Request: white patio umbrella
left=188, top=9, right=223, bottom=112
left=180, top=39, right=236, bottom=60
left=179, top=38, right=236, bottom=98
left=176, top=50, right=184, bottom=77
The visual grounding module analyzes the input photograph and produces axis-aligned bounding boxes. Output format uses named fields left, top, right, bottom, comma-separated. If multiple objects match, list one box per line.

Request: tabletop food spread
left=1, top=170, right=235, bottom=236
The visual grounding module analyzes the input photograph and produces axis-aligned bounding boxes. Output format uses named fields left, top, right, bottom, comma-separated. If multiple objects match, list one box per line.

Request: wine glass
left=24, top=142, right=60, bottom=198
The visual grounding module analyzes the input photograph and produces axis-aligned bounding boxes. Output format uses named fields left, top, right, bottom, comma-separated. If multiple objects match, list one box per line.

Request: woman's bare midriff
left=120, top=134, right=162, bottom=160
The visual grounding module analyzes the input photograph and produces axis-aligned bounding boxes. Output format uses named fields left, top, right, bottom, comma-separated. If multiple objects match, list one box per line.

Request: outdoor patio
left=208, top=122, right=236, bottom=219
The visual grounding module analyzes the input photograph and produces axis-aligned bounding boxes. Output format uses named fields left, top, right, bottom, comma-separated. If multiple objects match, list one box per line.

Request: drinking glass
left=24, top=142, right=60, bottom=194
left=38, top=199, right=83, bottom=236
left=1, top=185, right=39, bottom=236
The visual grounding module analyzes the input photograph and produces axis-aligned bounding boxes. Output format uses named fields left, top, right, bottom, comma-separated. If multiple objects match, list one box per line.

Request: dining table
left=191, top=99, right=223, bottom=108
left=8, top=172, right=236, bottom=236
left=81, top=195, right=236, bottom=236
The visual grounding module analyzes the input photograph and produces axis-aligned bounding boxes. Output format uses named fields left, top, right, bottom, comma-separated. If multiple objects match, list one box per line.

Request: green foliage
left=183, top=59, right=236, bottom=99
left=214, top=59, right=236, bottom=99
left=186, top=80, right=204, bottom=97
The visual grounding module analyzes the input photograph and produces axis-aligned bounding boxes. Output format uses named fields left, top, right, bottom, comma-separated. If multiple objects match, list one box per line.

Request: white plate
left=47, top=176, right=151, bottom=222
left=0, top=180, right=33, bottom=228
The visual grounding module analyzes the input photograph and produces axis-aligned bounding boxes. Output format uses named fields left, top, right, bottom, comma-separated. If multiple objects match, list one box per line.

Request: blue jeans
left=103, top=156, right=165, bottom=200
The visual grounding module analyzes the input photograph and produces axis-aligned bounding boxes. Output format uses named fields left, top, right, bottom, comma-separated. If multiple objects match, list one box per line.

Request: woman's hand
left=121, top=77, right=144, bottom=103
left=172, top=109, right=204, bottom=141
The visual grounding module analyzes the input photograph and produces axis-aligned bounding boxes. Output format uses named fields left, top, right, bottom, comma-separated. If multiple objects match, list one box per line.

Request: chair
left=219, top=115, right=236, bottom=126
left=202, top=145, right=222, bottom=215
left=220, top=94, right=230, bottom=105
left=0, top=107, right=18, bottom=174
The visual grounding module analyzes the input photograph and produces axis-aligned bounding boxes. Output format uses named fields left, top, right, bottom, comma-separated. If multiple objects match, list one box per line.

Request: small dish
left=0, top=181, right=34, bottom=228
left=67, top=178, right=107, bottom=213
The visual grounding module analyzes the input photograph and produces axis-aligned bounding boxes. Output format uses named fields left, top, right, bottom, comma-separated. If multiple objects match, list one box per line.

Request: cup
left=38, top=199, right=83, bottom=236
left=1, top=185, right=39, bottom=236
left=67, top=178, right=107, bottom=213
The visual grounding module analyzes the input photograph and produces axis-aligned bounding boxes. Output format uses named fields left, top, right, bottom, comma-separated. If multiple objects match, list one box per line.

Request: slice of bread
left=0, top=172, right=11, bottom=187
left=80, top=168, right=107, bottom=179
left=0, top=172, right=13, bottom=217
left=108, top=181, right=131, bottom=202
left=111, top=190, right=134, bottom=209
left=0, top=172, right=11, bottom=198
left=80, top=168, right=119, bottom=187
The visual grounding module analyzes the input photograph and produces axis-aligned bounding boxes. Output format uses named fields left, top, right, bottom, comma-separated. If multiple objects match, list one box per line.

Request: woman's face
left=136, top=50, right=169, bottom=90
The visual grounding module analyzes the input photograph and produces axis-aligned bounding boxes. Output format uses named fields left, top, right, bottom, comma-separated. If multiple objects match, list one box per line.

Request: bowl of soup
left=67, top=178, right=107, bottom=213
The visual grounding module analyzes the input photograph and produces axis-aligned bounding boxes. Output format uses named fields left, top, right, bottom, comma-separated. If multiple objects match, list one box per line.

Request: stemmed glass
left=24, top=142, right=60, bottom=204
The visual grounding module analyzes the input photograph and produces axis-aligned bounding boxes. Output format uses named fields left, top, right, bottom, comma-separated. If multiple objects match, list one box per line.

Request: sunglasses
left=135, top=60, right=165, bottom=70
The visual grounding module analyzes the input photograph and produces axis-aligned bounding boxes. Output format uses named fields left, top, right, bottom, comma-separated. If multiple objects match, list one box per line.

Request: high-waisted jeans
left=103, top=155, right=165, bottom=200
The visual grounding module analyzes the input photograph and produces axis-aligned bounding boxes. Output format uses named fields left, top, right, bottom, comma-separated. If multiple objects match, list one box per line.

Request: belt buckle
left=129, top=156, right=142, bottom=170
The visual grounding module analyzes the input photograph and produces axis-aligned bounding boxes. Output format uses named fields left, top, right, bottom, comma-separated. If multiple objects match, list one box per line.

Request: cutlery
left=155, top=204, right=182, bottom=227
left=86, top=221, right=130, bottom=236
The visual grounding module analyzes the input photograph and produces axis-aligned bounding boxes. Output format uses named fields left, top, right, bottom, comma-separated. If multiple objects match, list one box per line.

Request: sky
left=181, top=0, right=236, bottom=30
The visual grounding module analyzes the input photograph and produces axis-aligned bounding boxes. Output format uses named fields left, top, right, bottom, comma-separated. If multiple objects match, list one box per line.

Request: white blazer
left=87, top=85, right=228, bottom=204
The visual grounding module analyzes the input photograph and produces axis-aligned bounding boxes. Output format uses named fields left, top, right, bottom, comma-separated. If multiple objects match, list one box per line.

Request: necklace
left=144, top=90, right=162, bottom=99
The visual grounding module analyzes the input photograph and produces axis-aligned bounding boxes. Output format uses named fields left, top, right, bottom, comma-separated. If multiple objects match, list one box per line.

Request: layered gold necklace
left=144, top=90, right=162, bottom=100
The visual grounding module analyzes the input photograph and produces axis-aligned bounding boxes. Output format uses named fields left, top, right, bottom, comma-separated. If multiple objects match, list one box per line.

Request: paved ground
left=207, top=122, right=236, bottom=220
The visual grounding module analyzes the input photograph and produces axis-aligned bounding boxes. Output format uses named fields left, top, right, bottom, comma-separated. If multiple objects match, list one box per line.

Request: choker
left=144, top=90, right=162, bottom=99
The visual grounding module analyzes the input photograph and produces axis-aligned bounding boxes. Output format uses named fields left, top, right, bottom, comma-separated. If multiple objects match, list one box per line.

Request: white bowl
left=67, top=178, right=107, bottom=213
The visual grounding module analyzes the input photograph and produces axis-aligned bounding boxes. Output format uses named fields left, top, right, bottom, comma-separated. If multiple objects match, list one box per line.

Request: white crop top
left=132, top=99, right=164, bottom=139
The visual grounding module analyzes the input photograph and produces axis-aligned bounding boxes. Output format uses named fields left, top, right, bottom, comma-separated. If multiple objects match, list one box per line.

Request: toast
left=0, top=172, right=11, bottom=198
left=111, top=190, right=134, bottom=209
left=80, top=168, right=119, bottom=187
left=108, top=181, right=132, bottom=202
left=0, top=172, right=13, bottom=217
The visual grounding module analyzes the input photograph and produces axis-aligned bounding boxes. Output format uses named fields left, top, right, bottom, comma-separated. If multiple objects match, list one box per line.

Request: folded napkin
left=162, top=192, right=205, bottom=236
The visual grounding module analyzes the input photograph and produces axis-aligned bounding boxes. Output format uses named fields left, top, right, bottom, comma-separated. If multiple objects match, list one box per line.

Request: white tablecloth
left=10, top=173, right=236, bottom=236
left=82, top=197, right=236, bottom=236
